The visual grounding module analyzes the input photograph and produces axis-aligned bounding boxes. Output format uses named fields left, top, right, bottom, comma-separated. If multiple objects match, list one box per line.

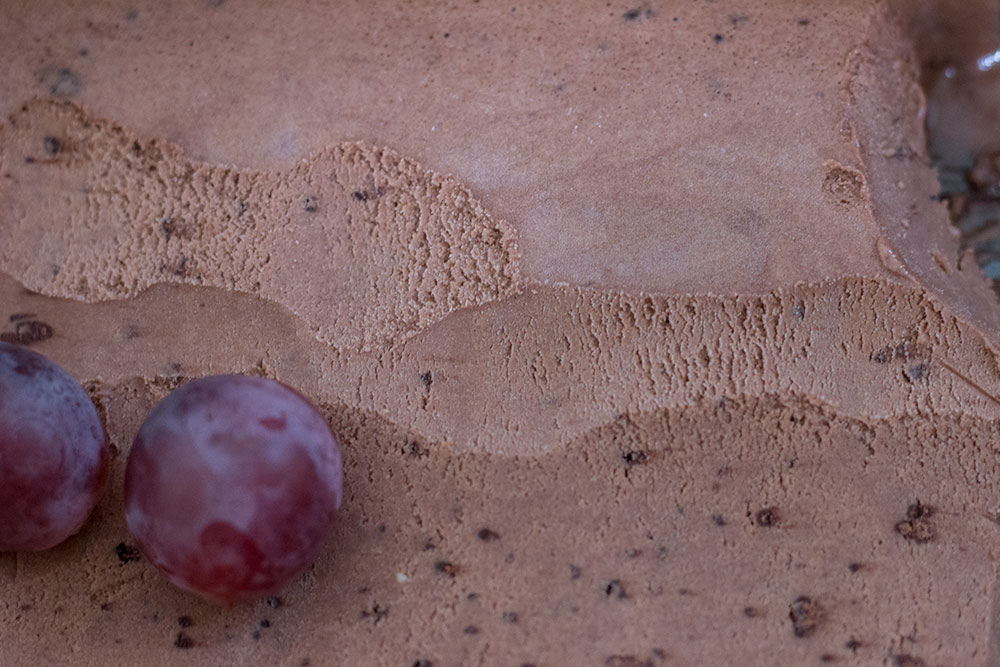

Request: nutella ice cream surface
left=1, top=1, right=999, bottom=665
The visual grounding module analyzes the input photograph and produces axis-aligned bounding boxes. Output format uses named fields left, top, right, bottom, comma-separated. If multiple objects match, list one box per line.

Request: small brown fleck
left=115, top=542, right=142, bottom=564
left=177, top=616, right=194, bottom=628
left=903, top=363, right=928, bottom=382
left=823, top=164, right=866, bottom=206
left=892, top=655, right=926, bottom=667
left=411, top=661, right=433, bottom=667
left=38, top=66, right=82, bottom=98
left=501, top=611, right=518, bottom=623
left=820, top=654, right=837, bottom=663
left=895, top=502, right=935, bottom=543
left=871, top=346, right=893, bottom=363
left=569, top=564, right=582, bottom=580
left=743, top=607, right=758, bottom=618
left=845, top=638, right=861, bottom=652
left=463, top=625, right=479, bottom=635
left=604, top=579, right=627, bottom=599
left=351, top=190, right=369, bottom=201
left=848, top=562, right=862, bottom=573
left=361, top=604, right=388, bottom=625
left=789, top=596, right=823, bottom=637
left=43, top=136, right=62, bottom=155
left=622, top=450, right=648, bottom=465
left=303, top=195, right=319, bottom=212
left=712, top=514, right=726, bottom=526
left=477, top=528, right=500, bottom=542
left=755, top=507, right=780, bottom=527
left=403, top=441, right=427, bottom=458
left=434, top=561, right=458, bottom=577
left=932, top=251, right=950, bottom=274
left=174, top=632, right=194, bottom=649
left=1, top=320, right=54, bottom=346
left=266, top=596, right=283, bottom=609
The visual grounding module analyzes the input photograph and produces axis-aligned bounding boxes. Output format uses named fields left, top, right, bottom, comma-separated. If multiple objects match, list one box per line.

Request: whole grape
left=0, top=341, right=109, bottom=552
left=124, top=375, right=343, bottom=605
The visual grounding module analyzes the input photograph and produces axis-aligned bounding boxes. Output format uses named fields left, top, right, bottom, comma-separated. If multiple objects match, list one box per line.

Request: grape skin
left=124, top=375, right=343, bottom=605
left=0, top=342, right=108, bottom=552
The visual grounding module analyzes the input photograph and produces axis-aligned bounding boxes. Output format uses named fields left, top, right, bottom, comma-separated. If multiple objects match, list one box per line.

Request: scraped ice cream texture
left=1, top=0, right=999, bottom=665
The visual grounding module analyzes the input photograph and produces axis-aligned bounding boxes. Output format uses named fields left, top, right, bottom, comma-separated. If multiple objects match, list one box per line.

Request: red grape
left=124, top=375, right=343, bottom=605
left=0, top=341, right=108, bottom=552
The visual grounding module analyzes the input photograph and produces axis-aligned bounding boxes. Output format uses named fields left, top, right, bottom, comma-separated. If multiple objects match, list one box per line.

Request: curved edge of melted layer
left=0, top=99, right=523, bottom=352
left=3, top=270, right=998, bottom=458
left=3, top=385, right=998, bottom=666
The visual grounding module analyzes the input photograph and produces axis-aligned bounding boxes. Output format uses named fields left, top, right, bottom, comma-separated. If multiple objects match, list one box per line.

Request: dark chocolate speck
left=115, top=542, right=142, bottom=564
left=38, top=66, right=82, bottom=98
left=789, top=596, right=823, bottom=637
left=755, top=507, right=780, bottom=527
left=434, top=561, right=458, bottom=577
left=477, top=528, right=501, bottom=541
left=604, top=579, right=627, bottom=599
left=43, top=136, right=62, bottom=155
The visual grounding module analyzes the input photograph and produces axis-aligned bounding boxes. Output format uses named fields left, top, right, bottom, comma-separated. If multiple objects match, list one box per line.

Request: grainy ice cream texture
left=1, top=1, right=999, bottom=665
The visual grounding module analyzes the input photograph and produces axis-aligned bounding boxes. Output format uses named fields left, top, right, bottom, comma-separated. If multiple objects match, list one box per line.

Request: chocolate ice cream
left=1, top=1, right=998, bottom=665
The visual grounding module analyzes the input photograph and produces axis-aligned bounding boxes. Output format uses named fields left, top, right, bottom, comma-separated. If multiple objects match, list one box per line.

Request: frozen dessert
left=1, top=0, right=998, bottom=665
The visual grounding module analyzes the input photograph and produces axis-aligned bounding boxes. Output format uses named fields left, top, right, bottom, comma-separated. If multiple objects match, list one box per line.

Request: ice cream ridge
left=1, top=0, right=999, bottom=665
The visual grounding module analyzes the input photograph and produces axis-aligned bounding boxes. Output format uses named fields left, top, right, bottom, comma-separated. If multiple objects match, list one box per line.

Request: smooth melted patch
left=0, top=99, right=522, bottom=351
